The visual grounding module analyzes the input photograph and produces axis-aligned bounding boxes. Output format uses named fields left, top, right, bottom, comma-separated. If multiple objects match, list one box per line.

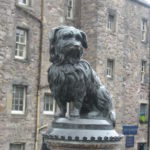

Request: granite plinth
left=43, top=118, right=122, bottom=150
left=44, top=140, right=121, bottom=150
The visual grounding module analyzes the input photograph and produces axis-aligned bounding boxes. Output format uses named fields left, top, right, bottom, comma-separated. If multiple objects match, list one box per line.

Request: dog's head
left=49, top=26, right=88, bottom=64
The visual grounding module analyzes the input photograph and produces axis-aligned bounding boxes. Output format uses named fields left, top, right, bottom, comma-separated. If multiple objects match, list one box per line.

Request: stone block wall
left=0, top=0, right=41, bottom=150
left=80, top=0, right=150, bottom=149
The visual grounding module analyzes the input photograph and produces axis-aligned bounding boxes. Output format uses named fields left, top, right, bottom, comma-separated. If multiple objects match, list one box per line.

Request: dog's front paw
left=70, top=108, right=80, bottom=117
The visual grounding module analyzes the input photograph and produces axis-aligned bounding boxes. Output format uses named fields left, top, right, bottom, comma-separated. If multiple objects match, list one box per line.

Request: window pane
left=108, top=15, right=114, bottom=30
left=19, top=45, right=24, bottom=51
left=141, top=61, right=146, bottom=82
left=142, top=21, right=146, bottom=31
left=107, top=60, right=113, bottom=78
left=20, top=36, right=25, bottom=43
left=15, top=99, right=18, bottom=105
left=19, top=105, right=23, bottom=111
left=20, top=89, right=24, bottom=97
left=10, top=144, right=24, bottom=150
left=50, top=102, right=53, bottom=111
left=141, top=20, right=147, bottom=41
left=140, top=104, right=146, bottom=115
left=15, top=28, right=27, bottom=58
left=69, top=0, right=72, bottom=6
left=44, top=94, right=54, bottom=111
left=46, top=104, right=49, bottom=111
left=67, top=0, right=73, bottom=18
left=139, top=104, right=147, bottom=123
left=15, top=91, right=20, bottom=99
left=20, top=99, right=23, bottom=105
left=16, top=35, right=19, bottom=42
left=15, top=105, right=19, bottom=110
left=12, top=86, right=26, bottom=112
left=142, top=61, right=146, bottom=71
left=16, top=43, right=19, bottom=49
left=138, top=143, right=146, bottom=150
left=19, top=50, right=23, bottom=57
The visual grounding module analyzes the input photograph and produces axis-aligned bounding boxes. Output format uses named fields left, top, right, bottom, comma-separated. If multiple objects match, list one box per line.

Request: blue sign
left=123, top=125, right=138, bottom=135
left=126, top=136, right=134, bottom=148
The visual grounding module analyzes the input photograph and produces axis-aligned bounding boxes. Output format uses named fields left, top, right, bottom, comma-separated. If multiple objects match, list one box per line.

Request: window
left=15, top=28, right=27, bottom=59
left=141, top=19, right=147, bottom=42
left=138, top=143, right=146, bottom=150
left=18, top=0, right=29, bottom=5
left=43, top=94, right=55, bottom=115
left=139, top=104, right=147, bottom=124
left=67, top=0, right=73, bottom=19
left=11, top=85, right=26, bottom=114
left=107, top=12, right=116, bottom=32
left=141, top=61, right=146, bottom=83
left=107, top=59, right=114, bottom=78
left=10, top=143, right=25, bottom=150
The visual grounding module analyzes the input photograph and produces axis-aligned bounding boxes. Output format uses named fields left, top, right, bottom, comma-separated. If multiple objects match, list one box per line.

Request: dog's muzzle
left=63, top=44, right=83, bottom=59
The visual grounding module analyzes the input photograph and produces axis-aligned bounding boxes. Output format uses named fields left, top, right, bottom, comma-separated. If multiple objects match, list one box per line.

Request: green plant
left=139, top=115, right=147, bottom=124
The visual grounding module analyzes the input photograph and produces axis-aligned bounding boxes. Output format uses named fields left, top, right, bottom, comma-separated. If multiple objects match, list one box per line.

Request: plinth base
left=44, top=140, right=121, bottom=150
left=43, top=118, right=122, bottom=150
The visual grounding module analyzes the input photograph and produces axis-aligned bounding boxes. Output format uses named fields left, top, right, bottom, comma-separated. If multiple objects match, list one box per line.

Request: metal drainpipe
left=77, top=0, right=81, bottom=29
left=35, top=0, right=44, bottom=150
left=147, top=9, right=150, bottom=150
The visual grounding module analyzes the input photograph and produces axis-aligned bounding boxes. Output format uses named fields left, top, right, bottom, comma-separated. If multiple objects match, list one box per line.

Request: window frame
left=107, top=59, right=114, bottom=79
left=137, top=143, right=146, bottom=150
left=15, top=28, right=27, bottom=60
left=66, top=0, right=74, bottom=19
left=43, top=93, right=56, bottom=115
left=11, top=85, right=26, bottom=115
left=141, top=60, right=147, bottom=83
left=108, top=14, right=115, bottom=31
left=107, top=10, right=116, bottom=32
left=10, top=143, right=25, bottom=150
left=141, top=19, right=147, bottom=42
left=139, top=103, right=147, bottom=124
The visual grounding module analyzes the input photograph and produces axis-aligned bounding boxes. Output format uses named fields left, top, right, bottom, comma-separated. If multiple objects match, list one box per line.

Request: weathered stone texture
left=0, top=0, right=40, bottom=150
left=80, top=0, right=149, bottom=149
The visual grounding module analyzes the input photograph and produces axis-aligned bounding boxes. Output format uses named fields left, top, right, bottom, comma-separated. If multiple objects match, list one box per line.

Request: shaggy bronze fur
left=48, top=26, right=115, bottom=125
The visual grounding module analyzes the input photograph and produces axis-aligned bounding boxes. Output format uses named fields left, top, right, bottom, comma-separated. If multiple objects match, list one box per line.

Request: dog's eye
left=76, top=35, right=82, bottom=41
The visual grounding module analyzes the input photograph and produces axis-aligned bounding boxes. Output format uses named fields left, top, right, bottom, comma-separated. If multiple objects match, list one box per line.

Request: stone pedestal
left=43, top=118, right=122, bottom=150
left=44, top=139, right=121, bottom=150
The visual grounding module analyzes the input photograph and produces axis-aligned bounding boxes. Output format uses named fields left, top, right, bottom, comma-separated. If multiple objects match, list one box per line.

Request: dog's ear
left=49, top=27, right=63, bottom=63
left=80, top=31, right=88, bottom=49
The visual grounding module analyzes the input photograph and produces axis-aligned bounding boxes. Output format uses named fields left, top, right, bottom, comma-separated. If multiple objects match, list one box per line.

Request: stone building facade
left=0, top=0, right=41, bottom=150
left=0, top=0, right=150, bottom=150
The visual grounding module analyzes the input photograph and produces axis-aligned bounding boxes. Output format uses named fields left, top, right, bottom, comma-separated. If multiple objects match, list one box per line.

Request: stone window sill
left=43, top=111, right=55, bottom=116
left=14, top=58, right=29, bottom=64
left=15, top=3, right=33, bottom=12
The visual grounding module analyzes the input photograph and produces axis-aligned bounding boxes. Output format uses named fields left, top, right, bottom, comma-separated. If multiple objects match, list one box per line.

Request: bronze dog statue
left=48, top=26, right=115, bottom=125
